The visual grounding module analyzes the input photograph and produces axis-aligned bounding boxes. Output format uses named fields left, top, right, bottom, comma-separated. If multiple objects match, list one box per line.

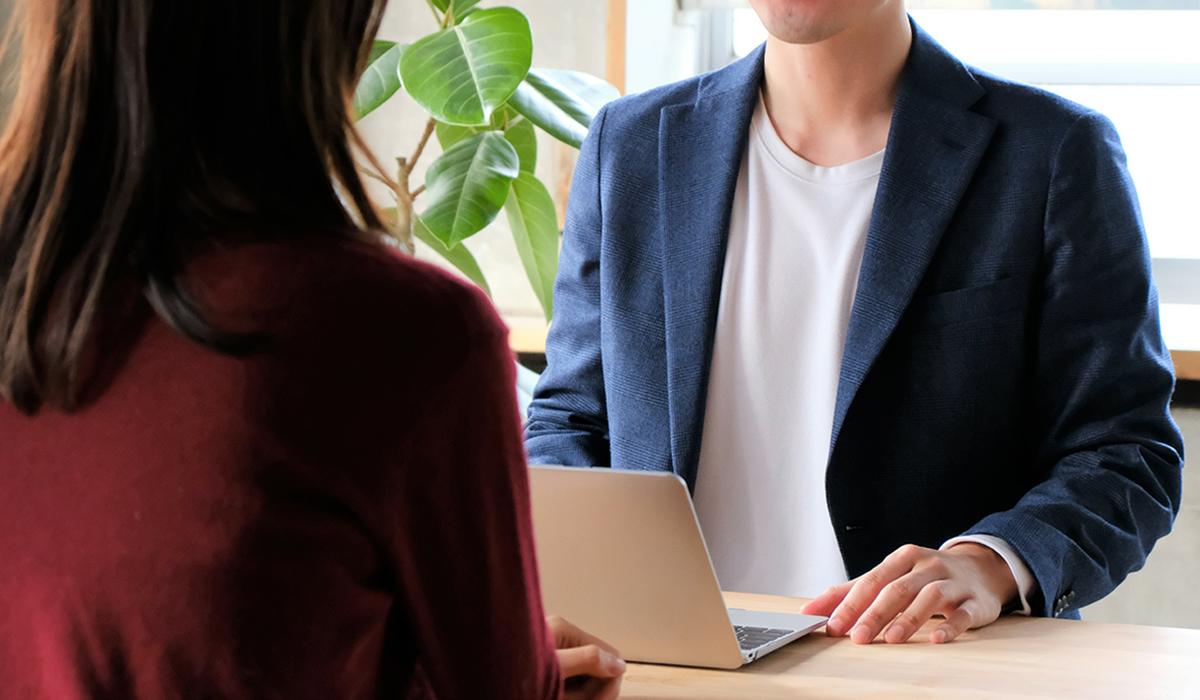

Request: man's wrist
left=942, top=535, right=1035, bottom=616
left=949, top=542, right=1019, bottom=608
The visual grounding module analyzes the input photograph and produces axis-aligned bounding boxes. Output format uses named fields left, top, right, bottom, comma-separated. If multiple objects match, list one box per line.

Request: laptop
left=528, top=465, right=828, bottom=669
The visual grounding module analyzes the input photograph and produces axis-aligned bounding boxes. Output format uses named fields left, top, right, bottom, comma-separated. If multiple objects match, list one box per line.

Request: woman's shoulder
left=194, top=234, right=507, bottom=374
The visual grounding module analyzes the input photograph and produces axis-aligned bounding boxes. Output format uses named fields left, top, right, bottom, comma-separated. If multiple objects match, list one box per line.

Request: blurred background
left=0, top=0, right=1195, bottom=629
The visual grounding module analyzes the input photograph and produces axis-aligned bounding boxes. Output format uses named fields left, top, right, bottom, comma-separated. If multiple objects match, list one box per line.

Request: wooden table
left=619, top=592, right=1200, bottom=700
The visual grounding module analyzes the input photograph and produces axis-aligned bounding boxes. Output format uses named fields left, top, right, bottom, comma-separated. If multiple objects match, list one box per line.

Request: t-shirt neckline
left=753, top=93, right=886, bottom=185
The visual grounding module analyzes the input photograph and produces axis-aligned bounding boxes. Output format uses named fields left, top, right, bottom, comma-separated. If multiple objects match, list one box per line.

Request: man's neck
left=760, top=5, right=912, bottom=167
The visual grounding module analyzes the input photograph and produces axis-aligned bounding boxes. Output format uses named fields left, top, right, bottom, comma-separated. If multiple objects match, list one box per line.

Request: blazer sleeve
left=960, top=111, right=1184, bottom=618
left=523, top=104, right=612, bottom=467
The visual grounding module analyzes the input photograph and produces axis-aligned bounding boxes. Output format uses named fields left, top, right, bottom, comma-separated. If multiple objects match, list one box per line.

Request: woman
left=0, top=0, right=624, bottom=698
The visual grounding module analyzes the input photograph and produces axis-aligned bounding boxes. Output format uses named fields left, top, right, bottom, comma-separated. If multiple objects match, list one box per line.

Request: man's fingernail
left=602, top=650, right=627, bottom=674
left=851, top=625, right=869, bottom=643
left=826, top=617, right=844, bottom=635
left=885, top=626, right=905, bottom=644
left=933, top=629, right=947, bottom=644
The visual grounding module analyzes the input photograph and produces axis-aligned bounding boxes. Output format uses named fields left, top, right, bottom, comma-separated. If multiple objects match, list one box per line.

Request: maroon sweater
left=0, top=238, right=562, bottom=699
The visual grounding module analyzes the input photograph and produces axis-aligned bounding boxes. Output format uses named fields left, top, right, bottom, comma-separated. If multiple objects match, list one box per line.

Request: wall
left=625, top=0, right=701, bottom=95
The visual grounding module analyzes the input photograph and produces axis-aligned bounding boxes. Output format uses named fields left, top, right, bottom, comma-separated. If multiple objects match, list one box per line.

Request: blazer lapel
left=830, top=24, right=998, bottom=448
left=661, top=47, right=764, bottom=490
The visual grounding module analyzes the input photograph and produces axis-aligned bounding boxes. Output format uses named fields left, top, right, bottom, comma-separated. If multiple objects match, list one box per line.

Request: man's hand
left=548, top=615, right=626, bottom=700
left=799, top=543, right=1019, bottom=645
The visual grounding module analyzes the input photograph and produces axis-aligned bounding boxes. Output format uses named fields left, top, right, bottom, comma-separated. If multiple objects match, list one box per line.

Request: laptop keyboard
left=734, top=625, right=793, bottom=650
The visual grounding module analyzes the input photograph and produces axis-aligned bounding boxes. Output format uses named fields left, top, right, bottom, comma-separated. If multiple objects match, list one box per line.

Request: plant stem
left=423, top=0, right=442, bottom=24
left=391, top=195, right=416, bottom=256
left=362, top=168, right=404, bottom=198
left=404, top=117, right=438, bottom=183
left=383, top=117, right=435, bottom=256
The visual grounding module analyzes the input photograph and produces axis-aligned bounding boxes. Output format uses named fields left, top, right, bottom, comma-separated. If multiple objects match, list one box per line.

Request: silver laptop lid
left=528, top=466, right=746, bottom=669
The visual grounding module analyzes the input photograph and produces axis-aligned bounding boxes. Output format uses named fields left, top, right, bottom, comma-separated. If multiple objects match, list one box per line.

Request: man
left=525, top=0, right=1183, bottom=645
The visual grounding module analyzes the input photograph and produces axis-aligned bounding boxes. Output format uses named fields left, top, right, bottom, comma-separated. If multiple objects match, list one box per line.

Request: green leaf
left=435, top=120, right=484, bottom=151
left=412, top=216, right=492, bottom=297
left=507, top=69, right=619, bottom=149
left=537, top=69, right=621, bottom=113
left=435, top=106, right=536, bottom=171
left=433, top=105, right=510, bottom=150
left=436, top=107, right=537, bottom=173
left=380, top=207, right=492, bottom=296
left=431, top=0, right=482, bottom=14
left=432, top=0, right=483, bottom=23
left=420, top=131, right=520, bottom=247
left=504, top=116, right=537, bottom=173
left=354, top=42, right=405, bottom=120
left=368, top=40, right=398, bottom=65
left=505, top=172, right=559, bottom=322
left=400, top=7, right=532, bottom=127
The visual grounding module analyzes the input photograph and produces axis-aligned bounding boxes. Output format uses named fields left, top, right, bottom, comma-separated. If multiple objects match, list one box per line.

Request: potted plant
left=354, top=0, right=620, bottom=323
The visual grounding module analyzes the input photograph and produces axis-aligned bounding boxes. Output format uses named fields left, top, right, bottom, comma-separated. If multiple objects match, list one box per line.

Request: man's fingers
left=800, top=581, right=855, bottom=618
left=883, top=580, right=959, bottom=644
left=829, top=544, right=927, bottom=637
left=557, top=644, right=627, bottom=679
left=850, top=569, right=944, bottom=644
left=931, top=604, right=978, bottom=644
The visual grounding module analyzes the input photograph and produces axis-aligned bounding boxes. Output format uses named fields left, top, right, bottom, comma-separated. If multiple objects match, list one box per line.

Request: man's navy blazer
left=525, top=23, right=1184, bottom=619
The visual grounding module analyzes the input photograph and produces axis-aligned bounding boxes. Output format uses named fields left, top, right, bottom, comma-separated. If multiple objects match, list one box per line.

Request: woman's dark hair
left=0, top=0, right=390, bottom=414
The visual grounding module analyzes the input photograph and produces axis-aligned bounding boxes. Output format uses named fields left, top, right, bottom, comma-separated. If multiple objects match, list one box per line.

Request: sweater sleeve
left=387, top=305, right=562, bottom=700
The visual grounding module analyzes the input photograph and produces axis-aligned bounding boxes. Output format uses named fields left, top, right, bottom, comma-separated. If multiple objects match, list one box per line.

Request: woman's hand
left=548, top=615, right=626, bottom=700
left=800, top=543, right=1019, bottom=644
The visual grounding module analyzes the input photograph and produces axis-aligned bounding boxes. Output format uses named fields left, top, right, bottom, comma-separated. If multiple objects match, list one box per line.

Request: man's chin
left=763, top=22, right=849, bottom=47
left=752, top=0, right=901, bottom=46
left=761, top=17, right=853, bottom=46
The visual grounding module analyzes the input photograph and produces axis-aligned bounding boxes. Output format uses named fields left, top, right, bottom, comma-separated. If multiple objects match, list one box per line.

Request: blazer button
left=1053, top=590, right=1075, bottom=618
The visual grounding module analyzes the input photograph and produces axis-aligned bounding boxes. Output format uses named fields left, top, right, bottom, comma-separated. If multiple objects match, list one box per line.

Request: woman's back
left=0, top=237, right=560, bottom=699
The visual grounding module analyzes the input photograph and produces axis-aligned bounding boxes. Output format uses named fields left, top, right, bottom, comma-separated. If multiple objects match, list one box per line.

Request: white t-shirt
left=692, top=97, right=883, bottom=598
left=691, top=96, right=1035, bottom=613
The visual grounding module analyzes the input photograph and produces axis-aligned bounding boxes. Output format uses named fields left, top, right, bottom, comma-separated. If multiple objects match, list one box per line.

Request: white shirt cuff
left=941, top=534, right=1036, bottom=616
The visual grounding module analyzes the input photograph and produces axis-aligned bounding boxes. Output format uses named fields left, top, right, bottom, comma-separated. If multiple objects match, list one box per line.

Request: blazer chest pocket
left=906, top=276, right=1026, bottom=329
